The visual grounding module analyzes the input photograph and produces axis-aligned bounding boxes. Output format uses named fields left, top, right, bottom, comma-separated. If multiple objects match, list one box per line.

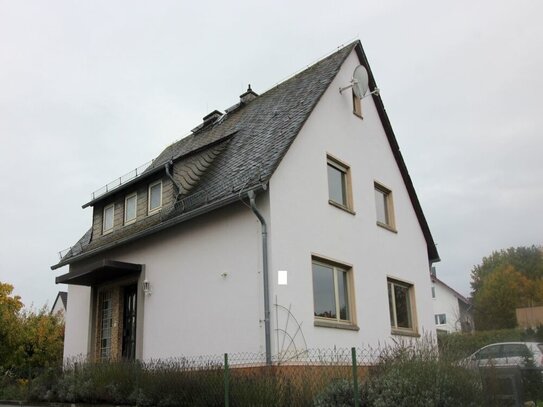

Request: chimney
left=240, top=84, right=258, bottom=104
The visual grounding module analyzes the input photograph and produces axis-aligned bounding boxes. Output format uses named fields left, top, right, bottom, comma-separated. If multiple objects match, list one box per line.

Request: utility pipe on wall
left=247, top=190, right=272, bottom=365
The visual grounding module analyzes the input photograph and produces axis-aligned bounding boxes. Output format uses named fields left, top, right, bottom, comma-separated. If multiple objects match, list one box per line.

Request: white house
left=431, top=274, right=473, bottom=333
left=52, top=40, right=440, bottom=363
left=50, top=291, right=68, bottom=321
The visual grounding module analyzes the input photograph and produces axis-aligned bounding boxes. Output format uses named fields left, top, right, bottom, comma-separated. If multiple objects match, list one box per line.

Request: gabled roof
left=52, top=40, right=439, bottom=270
left=50, top=291, right=67, bottom=314
left=432, top=276, right=470, bottom=305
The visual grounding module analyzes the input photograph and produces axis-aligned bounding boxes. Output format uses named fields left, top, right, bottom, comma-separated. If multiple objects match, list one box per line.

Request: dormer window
left=103, top=204, right=114, bottom=234
left=124, top=193, right=137, bottom=225
left=148, top=181, right=162, bottom=213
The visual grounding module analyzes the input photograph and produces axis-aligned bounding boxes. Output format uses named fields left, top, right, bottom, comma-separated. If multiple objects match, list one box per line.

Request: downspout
left=247, top=189, right=272, bottom=365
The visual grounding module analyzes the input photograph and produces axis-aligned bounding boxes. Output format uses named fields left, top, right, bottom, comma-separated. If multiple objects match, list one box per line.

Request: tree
left=470, top=245, right=543, bottom=330
left=470, top=246, right=543, bottom=295
left=0, top=282, right=64, bottom=375
left=0, top=282, right=24, bottom=370
left=473, top=265, right=538, bottom=330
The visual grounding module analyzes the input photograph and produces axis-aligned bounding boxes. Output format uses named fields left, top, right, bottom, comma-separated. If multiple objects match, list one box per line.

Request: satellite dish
left=352, top=65, right=369, bottom=99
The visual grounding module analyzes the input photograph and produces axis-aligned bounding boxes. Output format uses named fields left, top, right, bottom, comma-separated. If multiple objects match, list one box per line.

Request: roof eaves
left=353, top=43, right=440, bottom=263
left=52, top=183, right=266, bottom=270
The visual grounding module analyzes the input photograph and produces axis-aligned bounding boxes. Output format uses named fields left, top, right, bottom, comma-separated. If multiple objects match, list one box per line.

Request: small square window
left=148, top=181, right=162, bottom=213
left=374, top=182, right=395, bottom=230
left=435, top=314, right=446, bottom=325
left=312, top=258, right=354, bottom=325
left=125, top=193, right=137, bottom=224
left=388, top=278, right=416, bottom=334
left=103, top=204, right=114, bottom=234
left=327, top=156, right=353, bottom=212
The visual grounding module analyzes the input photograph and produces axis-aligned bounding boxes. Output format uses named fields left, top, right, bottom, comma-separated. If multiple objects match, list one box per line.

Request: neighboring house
left=50, top=291, right=68, bottom=320
left=52, top=40, right=439, bottom=363
left=431, top=274, right=473, bottom=333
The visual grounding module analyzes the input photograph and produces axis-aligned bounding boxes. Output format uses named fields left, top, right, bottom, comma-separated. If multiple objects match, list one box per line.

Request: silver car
left=463, top=342, right=543, bottom=368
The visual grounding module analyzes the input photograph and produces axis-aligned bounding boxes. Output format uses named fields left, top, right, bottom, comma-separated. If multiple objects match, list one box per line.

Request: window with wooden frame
left=102, top=204, right=114, bottom=234
left=387, top=278, right=417, bottom=335
left=124, top=193, right=137, bottom=225
left=148, top=180, right=162, bottom=214
left=327, top=155, right=354, bottom=213
left=374, top=182, right=395, bottom=231
left=312, top=257, right=357, bottom=329
left=353, top=90, right=362, bottom=118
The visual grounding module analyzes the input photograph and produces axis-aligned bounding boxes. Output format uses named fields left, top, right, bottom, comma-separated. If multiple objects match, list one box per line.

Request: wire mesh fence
left=5, top=346, right=543, bottom=406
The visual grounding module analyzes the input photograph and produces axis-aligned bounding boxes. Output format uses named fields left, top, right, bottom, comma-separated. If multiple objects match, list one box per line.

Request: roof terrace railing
left=91, top=160, right=154, bottom=201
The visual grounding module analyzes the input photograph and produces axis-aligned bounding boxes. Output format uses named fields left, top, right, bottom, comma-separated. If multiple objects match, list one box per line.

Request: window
left=148, top=181, right=162, bottom=213
left=353, top=90, right=362, bottom=117
left=388, top=278, right=416, bottom=334
left=103, top=204, right=114, bottom=233
left=99, top=290, right=113, bottom=360
left=327, top=156, right=353, bottom=212
left=374, top=182, right=395, bottom=230
left=124, top=193, right=137, bottom=224
left=312, top=258, right=353, bottom=325
left=431, top=286, right=436, bottom=299
left=435, top=313, right=446, bottom=325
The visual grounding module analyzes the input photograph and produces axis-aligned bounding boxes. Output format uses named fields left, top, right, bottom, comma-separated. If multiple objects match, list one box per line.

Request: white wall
left=63, top=285, right=91, bottom=360
left=432, top=280, right=461, bottom=332
left=63, top=200, right=268, bottom=360
left=268, top=49, right=435, bottom=350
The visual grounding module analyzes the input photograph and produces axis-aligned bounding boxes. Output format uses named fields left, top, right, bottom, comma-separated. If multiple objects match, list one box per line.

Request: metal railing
left=90, top=160, right=154, bottom=201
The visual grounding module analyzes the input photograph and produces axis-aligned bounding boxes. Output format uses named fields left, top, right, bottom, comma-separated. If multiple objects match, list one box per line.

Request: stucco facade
left=58, top=42, right=439, bottom=362
left=431, top=277, right=473, bottom=333
left=268, top=50, right=435, bottom=349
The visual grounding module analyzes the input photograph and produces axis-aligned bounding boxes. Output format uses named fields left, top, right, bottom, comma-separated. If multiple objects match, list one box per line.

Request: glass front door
left=122, top=284, right=137, bottom=360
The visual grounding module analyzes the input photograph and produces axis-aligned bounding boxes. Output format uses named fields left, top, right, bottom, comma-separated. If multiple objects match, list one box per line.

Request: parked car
left=462, top=342, right=543, bottom=369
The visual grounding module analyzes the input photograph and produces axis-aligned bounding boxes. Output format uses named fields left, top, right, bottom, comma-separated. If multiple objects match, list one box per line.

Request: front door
left=122, top=284, right=137, bottom=360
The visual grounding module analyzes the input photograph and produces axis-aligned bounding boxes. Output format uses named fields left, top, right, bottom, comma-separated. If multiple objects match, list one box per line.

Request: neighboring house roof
left=432, top=276, right=470, bottom=305
left=52, top=40, right=439, bottom=270
left=50, top=291, right=68, bottom=314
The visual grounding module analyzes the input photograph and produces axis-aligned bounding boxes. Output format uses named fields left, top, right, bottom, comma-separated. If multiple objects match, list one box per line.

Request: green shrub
left=364, top=341, right=483, bottom=407
left=313, top=378, right=365, bottom=407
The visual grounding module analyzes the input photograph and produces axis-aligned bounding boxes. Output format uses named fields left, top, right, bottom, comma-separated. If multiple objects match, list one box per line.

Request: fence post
left=224, top=353, right=230, bottom=407
left=351, top=347, right=359, bottom=407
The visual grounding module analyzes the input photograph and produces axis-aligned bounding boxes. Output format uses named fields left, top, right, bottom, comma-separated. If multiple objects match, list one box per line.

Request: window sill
left=102, top=229, right=114, bottom=236
left=328, top=200, right=356, bottom=215
left=376, top=221, right=397, bottom=233
left=391, top=329, right=420, bottom=338
left=314, top=320, right=359, bottom=331
left=353, top=111, right=363, bottom=120
left=124, top=219, right=136, bottom=226
left=148, top=208, right=162, bottom=216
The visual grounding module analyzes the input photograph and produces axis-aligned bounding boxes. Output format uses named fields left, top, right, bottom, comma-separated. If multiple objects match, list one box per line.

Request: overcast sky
left=1, top=0, right=542, bottom=308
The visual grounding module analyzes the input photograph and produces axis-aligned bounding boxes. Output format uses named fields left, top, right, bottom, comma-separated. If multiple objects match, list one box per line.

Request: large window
left=99, top=290, right=113, bottom=360
left=327, top=156, right=353, bottom=212
left=148, top=181, right=162, bottom=213
left=103, top=204, right=114, bottom=234
left=374, top=182, right=395, bottom=230
left=312, top=258, right=352, bottom=324
left=124, top=193, right=137, bottom=224
left=388, top=278, right=416, bottom=334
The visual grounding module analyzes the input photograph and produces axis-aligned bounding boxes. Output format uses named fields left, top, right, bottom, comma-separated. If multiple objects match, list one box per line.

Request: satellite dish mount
left=339, top=65, right=379, bottom=98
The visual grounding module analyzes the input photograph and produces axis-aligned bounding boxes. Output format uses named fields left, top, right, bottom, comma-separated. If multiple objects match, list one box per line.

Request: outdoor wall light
left=142, top=279, right=152, bottom=296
